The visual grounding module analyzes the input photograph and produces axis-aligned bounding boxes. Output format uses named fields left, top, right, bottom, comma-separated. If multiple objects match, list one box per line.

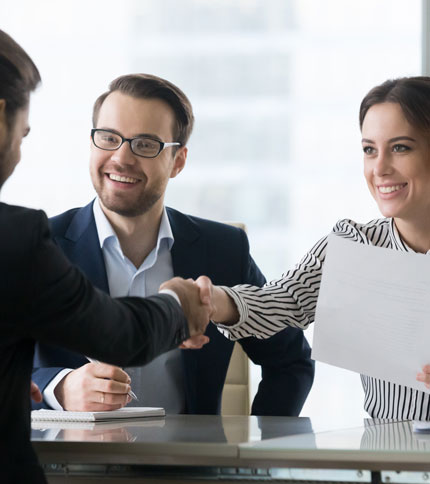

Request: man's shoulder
left=0, top=201, right=43, bottom=219
left=0, top=202, right=49, bottom=263
left=49, top=202, right=93, bottom=238
left=0, top=202, right=46, bottom=235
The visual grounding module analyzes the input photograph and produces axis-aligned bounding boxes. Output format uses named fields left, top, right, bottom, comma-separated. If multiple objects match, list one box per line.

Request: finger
left=422, top=364, right=430, bottom=373
left=159, top=276, right=183, bottom=292
left=91, top=363, right=131, bottom=383
left=195, top=276, right=212, bottom=305
left=417, top=372, right=430, bottom=384
left=180, top=335, right=210, bottom=349
left=93, top=390, right=130, bottom=406
left=81, top=402, right=126, bottom=412
left=30, top=381, right=42, bottom=403
left=94, top=378, right=131, bottom=395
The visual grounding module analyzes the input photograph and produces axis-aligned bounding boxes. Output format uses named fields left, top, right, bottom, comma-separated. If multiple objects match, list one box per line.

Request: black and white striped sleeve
left=216, top=219, right=376, bottom=341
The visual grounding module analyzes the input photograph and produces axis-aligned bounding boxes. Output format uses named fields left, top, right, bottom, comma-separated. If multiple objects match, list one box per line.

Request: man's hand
left=30, top=381, right=42, bottom=403
left=54, top=363, right=132, bottom=411
left=179, top=334, right=210, bottom=349
left=160, top=277, right=212, bottom=345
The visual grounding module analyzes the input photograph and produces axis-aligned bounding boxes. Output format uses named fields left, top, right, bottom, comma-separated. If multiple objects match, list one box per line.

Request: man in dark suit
left=0, top=31, right=210, bottom=484
left=32, top=74, right=314, bottom=416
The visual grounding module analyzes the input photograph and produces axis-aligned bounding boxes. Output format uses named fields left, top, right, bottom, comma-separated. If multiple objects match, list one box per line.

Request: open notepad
left=31, top=406, right=165, bottom=422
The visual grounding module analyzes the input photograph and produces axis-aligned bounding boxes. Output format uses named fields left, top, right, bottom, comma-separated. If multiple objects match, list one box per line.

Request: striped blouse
left=219, top=217, right=430, bottom=420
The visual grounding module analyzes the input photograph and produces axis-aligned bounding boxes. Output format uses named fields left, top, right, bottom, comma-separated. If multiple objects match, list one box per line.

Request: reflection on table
left=31, top=415, right=430, bottom=482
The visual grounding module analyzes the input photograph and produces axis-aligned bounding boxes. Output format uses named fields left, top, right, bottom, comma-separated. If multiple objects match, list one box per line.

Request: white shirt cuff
left=43, top=368, right=73, bottom=410
left=159, top=288, right=182, bottom=307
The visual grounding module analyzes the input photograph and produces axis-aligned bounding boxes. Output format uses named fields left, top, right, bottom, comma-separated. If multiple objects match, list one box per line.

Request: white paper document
left=312, top=235, right=430, bottom=393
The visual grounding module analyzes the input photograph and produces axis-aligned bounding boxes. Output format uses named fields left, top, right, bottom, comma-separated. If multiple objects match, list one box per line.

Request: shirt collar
left=93, top=199, right=174, bottom=251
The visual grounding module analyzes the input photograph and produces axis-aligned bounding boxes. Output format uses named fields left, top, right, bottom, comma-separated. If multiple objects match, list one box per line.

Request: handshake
left=160, top=275, right=239, bottom=349
left=160, top=275, right=216, bottom=350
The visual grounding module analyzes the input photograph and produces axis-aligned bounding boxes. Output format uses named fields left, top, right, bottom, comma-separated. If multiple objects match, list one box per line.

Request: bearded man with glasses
left=32, top=74, right=314, bottom=417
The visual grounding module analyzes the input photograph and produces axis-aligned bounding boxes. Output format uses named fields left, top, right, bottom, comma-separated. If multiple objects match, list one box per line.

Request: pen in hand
left=86, top=357, right=139, bottom=402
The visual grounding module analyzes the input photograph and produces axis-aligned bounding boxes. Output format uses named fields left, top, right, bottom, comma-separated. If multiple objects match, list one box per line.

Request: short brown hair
left=92, top=74, right=194, bottom=146
left=0, top=29, right=41, bottom=125
left=359, top=77, right=430, bottom=133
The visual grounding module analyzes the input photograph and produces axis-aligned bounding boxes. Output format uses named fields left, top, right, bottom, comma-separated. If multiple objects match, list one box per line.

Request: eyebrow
left=99, top=127, right=162, bottom=141
left=361, top=136, right=417, bottom=144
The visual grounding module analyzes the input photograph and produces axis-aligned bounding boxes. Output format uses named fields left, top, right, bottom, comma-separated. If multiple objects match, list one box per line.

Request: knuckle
left=104, top=380, right=114, bottom=392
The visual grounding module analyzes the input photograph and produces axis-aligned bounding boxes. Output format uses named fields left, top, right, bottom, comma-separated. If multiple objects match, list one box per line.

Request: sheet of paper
left=312, top=235, right=430, bottom=394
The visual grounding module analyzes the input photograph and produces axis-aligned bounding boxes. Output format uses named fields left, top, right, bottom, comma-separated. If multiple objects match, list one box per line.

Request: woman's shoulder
left=332, top=217, right=392, bottom=246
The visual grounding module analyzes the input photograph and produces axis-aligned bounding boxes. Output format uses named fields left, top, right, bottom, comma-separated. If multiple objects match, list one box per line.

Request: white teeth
left=109, top=174, right=138, bottom=184
left=379, top=185, right=404, bottom=194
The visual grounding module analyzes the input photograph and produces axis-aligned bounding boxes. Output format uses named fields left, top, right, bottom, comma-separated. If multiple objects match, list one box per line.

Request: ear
left=170, top=146, right=187, bottom=179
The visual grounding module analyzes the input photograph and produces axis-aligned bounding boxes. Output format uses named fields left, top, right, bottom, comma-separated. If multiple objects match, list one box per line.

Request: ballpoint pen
left=86, top=357, right=138, bottom=402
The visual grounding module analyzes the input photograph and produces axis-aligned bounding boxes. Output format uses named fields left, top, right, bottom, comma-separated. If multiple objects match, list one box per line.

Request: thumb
left=180, top=335, right=210, bottom=349
left=195, top=275, right=212, bottom=305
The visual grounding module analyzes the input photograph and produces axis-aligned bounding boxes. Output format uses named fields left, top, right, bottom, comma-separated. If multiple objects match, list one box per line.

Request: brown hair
left=0, top=30, right=41, bottom=125
left=92, top=73, right=194, bottom=146
left=359, top=77, right=430, bottom=132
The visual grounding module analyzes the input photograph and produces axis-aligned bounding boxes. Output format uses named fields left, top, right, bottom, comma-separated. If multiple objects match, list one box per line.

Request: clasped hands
left=52, top=276, right=219, bottom=412
left=160, top=275, right=216, bottom=349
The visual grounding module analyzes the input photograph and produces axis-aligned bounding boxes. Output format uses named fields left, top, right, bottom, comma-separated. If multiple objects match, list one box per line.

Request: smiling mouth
left=108, top=173, right=140, bottom=184
left=378, top=183, right=407, bottom=194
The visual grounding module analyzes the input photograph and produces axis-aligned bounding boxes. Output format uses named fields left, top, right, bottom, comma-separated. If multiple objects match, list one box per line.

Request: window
left=2, top=0, right=422, bottom=424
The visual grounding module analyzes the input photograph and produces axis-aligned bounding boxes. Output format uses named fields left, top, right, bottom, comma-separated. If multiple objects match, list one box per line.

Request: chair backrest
left=220, top=222, right=250, bottom=416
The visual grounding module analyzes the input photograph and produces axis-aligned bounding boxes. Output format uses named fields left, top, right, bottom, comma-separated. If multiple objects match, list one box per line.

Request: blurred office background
left=1, top=0, right=424, bottom=427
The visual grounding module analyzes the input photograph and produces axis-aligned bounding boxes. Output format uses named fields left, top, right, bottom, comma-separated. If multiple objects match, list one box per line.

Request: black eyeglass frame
left=91, top=128, right=182, bottom=158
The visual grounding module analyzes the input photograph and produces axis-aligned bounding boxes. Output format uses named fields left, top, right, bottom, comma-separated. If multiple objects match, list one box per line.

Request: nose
left=373, top=149, right=393, bottom=177
left=110, top=140, right=136, bottom=166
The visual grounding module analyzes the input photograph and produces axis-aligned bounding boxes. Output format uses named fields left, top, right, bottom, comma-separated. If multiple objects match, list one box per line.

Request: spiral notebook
left=31, top=406, right=165, bottom=422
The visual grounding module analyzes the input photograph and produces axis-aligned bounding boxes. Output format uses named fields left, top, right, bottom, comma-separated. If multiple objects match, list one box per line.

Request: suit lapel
left=55, top=202, right=110, bottom=293
left=167, top=208, right=208, bottom=279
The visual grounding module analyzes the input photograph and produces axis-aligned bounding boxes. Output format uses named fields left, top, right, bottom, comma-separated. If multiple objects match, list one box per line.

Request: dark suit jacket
left=33, top=202, right=314, bottom=416
left=0, top=203, right=188, bottom=484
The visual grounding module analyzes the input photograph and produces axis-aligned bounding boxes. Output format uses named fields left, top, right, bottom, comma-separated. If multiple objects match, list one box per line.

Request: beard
left=100, top=188, right=163, bottom=217
left=93, top=172, right=165, bottom=218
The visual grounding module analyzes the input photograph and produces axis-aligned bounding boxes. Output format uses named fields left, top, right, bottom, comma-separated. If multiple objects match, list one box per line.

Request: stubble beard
left=95, top=175, right=164, bottom=218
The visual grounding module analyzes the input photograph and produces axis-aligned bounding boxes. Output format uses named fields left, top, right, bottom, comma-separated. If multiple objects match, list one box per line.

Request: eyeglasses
left=91, top=129, right=181, bottom=158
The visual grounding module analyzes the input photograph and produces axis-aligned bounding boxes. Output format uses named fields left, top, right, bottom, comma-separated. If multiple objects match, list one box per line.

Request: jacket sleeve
left=235, top=229, right=315, bottom=416
left=17, top=211, right=188, bottom=368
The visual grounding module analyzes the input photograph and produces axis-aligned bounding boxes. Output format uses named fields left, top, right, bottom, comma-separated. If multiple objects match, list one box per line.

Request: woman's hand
left=194, top=276, right=239, bottom=325
left=416, top=365, right=430, bottom=389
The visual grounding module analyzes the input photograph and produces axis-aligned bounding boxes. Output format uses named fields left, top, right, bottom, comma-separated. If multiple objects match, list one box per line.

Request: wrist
left=44, top=368, right=73, bottom=410
left=53, top=371, right=71, bottom=409
left=212, top=286, right=239, bottom=325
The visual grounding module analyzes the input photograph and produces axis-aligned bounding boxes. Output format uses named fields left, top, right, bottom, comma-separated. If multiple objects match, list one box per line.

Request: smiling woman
left=360, top=79, right=430, bottom=254
left=199, top=76, right=430, bottom=421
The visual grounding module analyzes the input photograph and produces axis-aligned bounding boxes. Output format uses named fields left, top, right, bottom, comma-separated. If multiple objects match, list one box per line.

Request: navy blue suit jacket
left=33, top=202, right=314, bottom=415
